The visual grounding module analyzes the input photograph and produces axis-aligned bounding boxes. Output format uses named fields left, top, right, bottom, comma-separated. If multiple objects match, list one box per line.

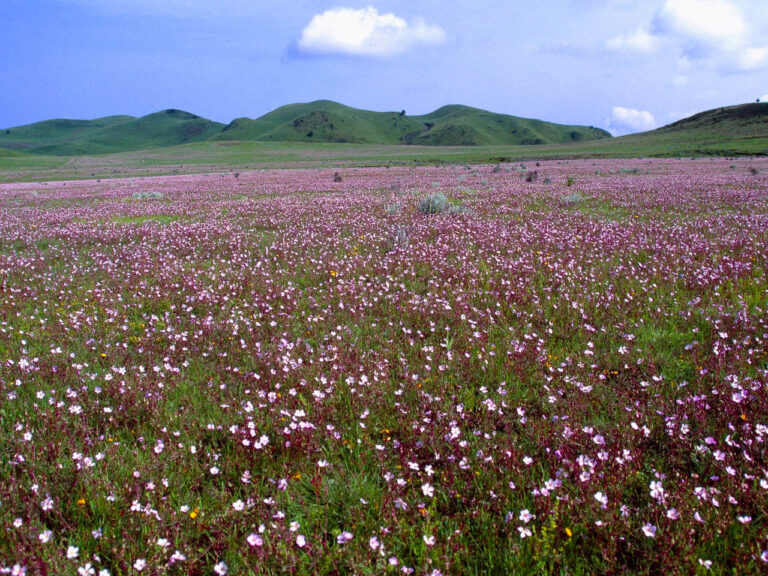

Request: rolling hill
left=600, top=102, right=768, bottom=157
left=215, top=100, right=611, bottom=146
left=2, top=101, right=765, bottom=163
left=0, top=101, right=611, bottom=155
left=0, top=110, right=225, bottom=155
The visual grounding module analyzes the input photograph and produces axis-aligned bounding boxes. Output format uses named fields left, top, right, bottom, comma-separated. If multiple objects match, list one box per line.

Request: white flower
left=41, top=495, right=54, bottom=511
left=296, top=534, right=306, bottom=548
left=39, top=530, right=53, bottom=543
left=421, top=483, right=434, bottom=498
left=641, top=523, right=657, bottom=538
left=737, top=515, right=751, bottom=524
left=649, top=480, right=665, bottom=502
left=67, top=546, right=79, bottom=559
left=519, top=509, right=534, bottom=523
left=77, top=563, right=95, bottom=576
left=156, top=538, right=170, bottom=548
left=698, top=559, right=713, bottom=570
left=133, top=559, right=146, bottom=571
left=209, top=466, right=220, bottom=475
left=170, top=551, right=186, bottom=563
left=423, top=534, right=435, bottom=546
left=213, top=561, right=228, bottom=575
left=592, top=434, right=605, bottom=445
left=666, top=508, right=679, bottom=520
left=247, top=533, right=263, bottom=547
left=232, top=500, right=245, bottom=511
left=594, top=492, right=608, bottom=507
left=369, top=536, right=380, bottom=550
left=99, top=570, right=111, bottom=576
left=518, top=526, right=532, bottom=538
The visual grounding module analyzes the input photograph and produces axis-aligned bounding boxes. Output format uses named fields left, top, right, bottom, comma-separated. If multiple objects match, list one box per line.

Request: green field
left=0, top=102, right=765, bottom=183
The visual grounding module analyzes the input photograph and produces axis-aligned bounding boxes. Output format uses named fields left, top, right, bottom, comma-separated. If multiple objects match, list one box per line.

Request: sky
left=1, top=0, right=767, bottom=135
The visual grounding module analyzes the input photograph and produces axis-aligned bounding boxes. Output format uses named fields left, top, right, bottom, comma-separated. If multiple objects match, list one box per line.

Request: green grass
left=0, top=101, right=609, bottom=158
left=0, top=103, right=766, bottom=183
left=0, top=109, right=224, bottom=155
left=214, top=100, right=610, bottom=146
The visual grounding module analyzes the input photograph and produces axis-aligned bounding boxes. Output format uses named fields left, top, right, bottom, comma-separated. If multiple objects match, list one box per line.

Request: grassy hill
left=216, top=100, right=611, bottom=146
left=1, top=102, right=766, bottom=174
left=611, top=102, right=768, bottom=156
left=0, top=110, right=225, bottom=155
left=0, top=101, right=610, bottom=155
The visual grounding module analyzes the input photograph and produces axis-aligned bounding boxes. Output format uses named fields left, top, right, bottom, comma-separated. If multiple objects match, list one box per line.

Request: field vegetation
left=1, top=159, right=767, bottom=574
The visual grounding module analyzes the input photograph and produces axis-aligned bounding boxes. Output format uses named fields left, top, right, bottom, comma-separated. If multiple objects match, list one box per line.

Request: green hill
left=5, top=101, right=765, bottom=160
left=0, top=110, right=224, bottom=155
left=605, top=102, right=768, bottom=156
left=216, top=100, right=611, bottom=146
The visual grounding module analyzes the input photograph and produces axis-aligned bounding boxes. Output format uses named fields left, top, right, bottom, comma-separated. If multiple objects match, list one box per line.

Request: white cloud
left=296, top=7, right=445, bottom=58
left=607, top=106, right=657, bottom=135
left=760, top=94, right=768, bottom=102
left=735, top=47, right=768, bottom=71
left=654, top=0, right=745, bottom=47
left=650, top=0, right=768, bottom=72
left=605, top=28, right=659, bottom=53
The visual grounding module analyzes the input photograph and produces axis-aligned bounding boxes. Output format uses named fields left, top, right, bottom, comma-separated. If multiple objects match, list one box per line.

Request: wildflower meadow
left=1, top=158, right=767, bottom=574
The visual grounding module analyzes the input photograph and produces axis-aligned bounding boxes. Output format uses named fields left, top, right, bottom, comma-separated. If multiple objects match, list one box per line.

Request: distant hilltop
left=1, top=101, right=765, bottom=157
left=0, top=101, right=611, bottom=155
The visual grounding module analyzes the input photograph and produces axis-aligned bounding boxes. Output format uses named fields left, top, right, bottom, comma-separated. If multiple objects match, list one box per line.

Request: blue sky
left=2, top=0, right=767, bottom=135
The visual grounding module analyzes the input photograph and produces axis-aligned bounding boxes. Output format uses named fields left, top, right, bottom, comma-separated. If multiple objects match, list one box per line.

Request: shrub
left=386, top=225, right=410, bottom=251
left=131, top=191, right=164, bottom=200
left=418, top=194, right=450, bottom=215
left=561, top=192, right=584, bottom=206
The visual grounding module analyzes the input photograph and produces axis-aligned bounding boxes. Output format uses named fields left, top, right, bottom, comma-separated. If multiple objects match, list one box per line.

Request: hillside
left=2, top=101, right=766, bottom=162
left=0, top=102, right=610, bottom=154
left=0, top=110, right=225, bottom=155
left=216, top=101, right=611, bottom=146
left=609, top=102, right=768, bottom=156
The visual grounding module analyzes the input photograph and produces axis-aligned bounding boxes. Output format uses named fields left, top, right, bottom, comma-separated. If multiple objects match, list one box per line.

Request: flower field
left=1, top=158, right=767, bottom=575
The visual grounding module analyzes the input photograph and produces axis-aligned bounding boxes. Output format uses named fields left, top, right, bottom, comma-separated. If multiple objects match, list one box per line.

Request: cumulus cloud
left=652, top=0, right=768, bottom=71
left=606, top=0, right=768, bottom=72
left=605, top=28, right=659, bottom=53
left=295, top=7, right=445, bottom=58
left=607, top=106, right=657, bottom=135
left=653, top=0, right=746, bottom=47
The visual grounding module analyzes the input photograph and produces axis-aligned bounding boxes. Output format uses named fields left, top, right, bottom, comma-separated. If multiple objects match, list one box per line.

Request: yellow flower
left=190, top=508, right=199, bottom=519
left=77, top=498, right=86, bottom=506
left=565, top=527, right=572, bottom=538
left=330, top=270, right=337, bottom=277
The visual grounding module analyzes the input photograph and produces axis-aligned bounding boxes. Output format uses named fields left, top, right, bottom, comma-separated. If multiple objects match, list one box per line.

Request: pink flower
left=247, top=533, right=263, bottom=547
